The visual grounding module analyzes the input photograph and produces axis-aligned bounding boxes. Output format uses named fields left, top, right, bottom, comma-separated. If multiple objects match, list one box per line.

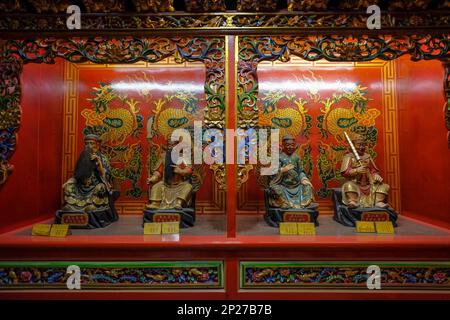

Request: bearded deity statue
left=143, top=138, right=202, bottom=228
left=55, top=134, right=119, bottom=228
left=146, top=141, right=194, bottom=211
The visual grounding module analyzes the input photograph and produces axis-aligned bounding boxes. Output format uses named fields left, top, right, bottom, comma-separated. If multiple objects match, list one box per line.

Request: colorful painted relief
left=80, top=75, right=205, bottom=199
left=241, top=261, right=450, bottom=290
left=257, top=89, right=313, bottom=179
left=254, top=68, right=382, bottom=199
left=237, top=35, right=410, bottom=206
left=238, top=35, right=450, bottom=128
left=81, top=82, right=144, bottom=197
left=1, top=10, right=450, bottom=32
left=0, top=37, right=226, bottom=191
left=444, top=60, right=450, bottom=148
left=4, top=0, right=444, bottom=13
left=0, top=60, right=21, bottom=186
left=0, top=261, right=223, bottom=289
left=0, top=34, right=448, bottom=194
left=316, top=82, right=380, bottom=198
left=3, top=37, right=225, bottom=129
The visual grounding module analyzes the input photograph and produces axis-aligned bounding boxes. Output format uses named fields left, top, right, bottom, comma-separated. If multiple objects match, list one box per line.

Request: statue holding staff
left=340, top=133, right=390, bottom=209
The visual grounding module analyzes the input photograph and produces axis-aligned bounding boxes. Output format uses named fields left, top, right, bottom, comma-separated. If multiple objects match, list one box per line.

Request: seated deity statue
left=144, top=139, right=197, bottom=228
left=56, top=134, right=118, bottom=228
left=146, top=141, right=193, bottom=210
left=264, top=135, right=319, bottom=227
left=268, top=135, right=314, bottom=209
left=340, top=135, right=389, bottom=209
left=332, top=134, right=398, bottom=227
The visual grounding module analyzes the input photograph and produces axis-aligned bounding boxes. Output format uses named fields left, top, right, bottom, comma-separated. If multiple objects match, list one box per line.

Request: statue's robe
left=63, top=151, right=111, bottom=212
left=340, top=152, right=389, bottom=207
left=268, top=152, right=313, bottom=209
left=148, top=150, right=193, bottom=209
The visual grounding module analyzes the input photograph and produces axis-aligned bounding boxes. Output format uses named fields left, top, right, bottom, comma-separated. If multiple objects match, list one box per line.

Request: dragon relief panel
left=255, top=89, right=313, bottom=187
left=80, top=71, right=207, bottom=199
left=316, top=80, right=380, bottom=198
left=253, top=75, right=315, bottom=192
left=254, top=69, right=381, bottom=198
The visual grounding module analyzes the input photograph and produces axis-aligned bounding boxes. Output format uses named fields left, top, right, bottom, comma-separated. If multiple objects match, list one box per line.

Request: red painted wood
left=0, top=62, right=64, bottom=233
left=396, top=56, right=450, bottom=224
left=402, top=210, right=450, bottom=231
left=72, top=63, right=216, bottom=210
left=225, top=258, right=239, bottom=299
left=1, top=45, right=450, bottom=301
left=239, top=63, right=388, bottom=212
left=226, top=35, right=237, bottom=238
left=3, top=290, right=448, bottom=300
left=0, top=291, right=227, bottom=300
left=1, top=223, right=449, bottom=299
left=1, top=232, right=450, bottom=260
left=231, top=291, right=450, bottom=300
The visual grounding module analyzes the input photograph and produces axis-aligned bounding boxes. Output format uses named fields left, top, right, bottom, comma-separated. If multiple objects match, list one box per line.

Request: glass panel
left=236, top=55, right=450, bottom=238
left=0, top=57, right=227, bottom=238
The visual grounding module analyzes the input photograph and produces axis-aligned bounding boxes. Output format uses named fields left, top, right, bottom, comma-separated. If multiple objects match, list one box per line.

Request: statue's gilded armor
left=340, top=136, right=390, bottom=208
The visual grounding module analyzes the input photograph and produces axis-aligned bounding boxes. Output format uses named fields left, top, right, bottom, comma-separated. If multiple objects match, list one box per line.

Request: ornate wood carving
left=238, top=34, right=450, bottom=128
left=28, top=0, right=72, bottom=13
left=238, top=35, right=450, bottom=128
left=236, top=34, right=450, bottom=187
left=82, top=0, right=126, bottom=13
left=0, top=0, right=24, bottom=12
left=131, top=0, right=174, bottom=12
left=237, top=0, right=277, bottom=12
left=338, top=0, right=379, bottom=10
left=388, top=0, right=432, bottom=11
left=0, top=0, right=448, bottom=14
left=241, top=261, right=450, bottom=290
left=0, top=11, right=448, bottom=35
left=0, top=59, right=22, bottom=186
left=0, top=37, right=227, bottom=188
left=0, top=261, right=223, bottom=289
left=440, top=0, right=450, bottom=9
left=185, top=0, right=226, bottom=12
left=444, top=59, right=450, bottom=147
left=287, top=0, right=329, bottom=11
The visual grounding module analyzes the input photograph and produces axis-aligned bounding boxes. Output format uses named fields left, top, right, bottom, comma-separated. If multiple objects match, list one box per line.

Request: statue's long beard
left=74, top=149, right=96, bottom=183
left=164, top=148, right=174, bottom=185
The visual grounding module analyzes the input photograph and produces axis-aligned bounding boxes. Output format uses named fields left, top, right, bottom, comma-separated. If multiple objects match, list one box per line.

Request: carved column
left=0, top=59, right=22, bottom=186
left=443, top=59, right=450, bottom=148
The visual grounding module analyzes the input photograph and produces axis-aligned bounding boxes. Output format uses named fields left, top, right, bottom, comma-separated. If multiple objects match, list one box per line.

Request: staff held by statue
left=344, top=131, right=374, bottom=186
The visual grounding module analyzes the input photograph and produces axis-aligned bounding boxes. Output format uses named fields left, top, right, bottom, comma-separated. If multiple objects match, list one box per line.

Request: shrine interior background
left=0, top=0, right=449, bottom=299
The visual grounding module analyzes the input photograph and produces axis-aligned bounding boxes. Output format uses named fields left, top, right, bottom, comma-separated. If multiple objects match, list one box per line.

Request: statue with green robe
left=268, top=135, right=314, bottom=209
